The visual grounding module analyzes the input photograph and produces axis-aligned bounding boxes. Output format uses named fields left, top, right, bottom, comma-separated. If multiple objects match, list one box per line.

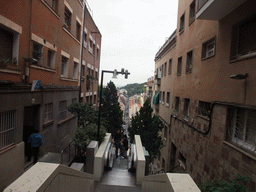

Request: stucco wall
left=0, top=142, right=24, bottom=191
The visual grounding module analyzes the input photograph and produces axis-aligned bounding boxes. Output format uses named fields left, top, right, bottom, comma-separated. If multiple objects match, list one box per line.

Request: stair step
left=94, top=184, right=141, bottom=192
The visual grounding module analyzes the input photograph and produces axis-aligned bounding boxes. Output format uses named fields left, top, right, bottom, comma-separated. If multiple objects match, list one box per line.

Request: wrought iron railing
left=61, top=140, right=77, bottom=165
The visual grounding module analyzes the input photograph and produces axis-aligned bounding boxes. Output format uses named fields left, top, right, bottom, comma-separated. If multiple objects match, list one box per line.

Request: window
left=45, top=0, right=58, bottom=13
left=166, top=92, right=170, bottom=106
left=168, top=59, right=172, bottom=74
left=230, top=15, right=256, bottom=60
left=186, top=50, right=193, bottom=73
left=95, top=71, right=98, bottom=79
left=159, top=92, right=162, bottom=103
left=94, top=95, right=97, bottom=104
left=61, top=56, right=69, bottom=77
left=189, top=1, right=195, bottom=24
left=87, top=67, right=91, bottom=76
left=83, top=32, right=87, bottom=48
left=81, top=65, right=85, bottom=79
left=162, top=92, right=165, bottom=104
left=164, top=62, right=167, bottom=76
left=76, top=22, right=81, bottom=41
left=44, top=103, right=53, bottom=123
left=0, top=22, right=20, bottom=69
left=47, top=49, right=55, bottom=68
left=198, top=101, right=211, bottom=118
left=59, top=100, right=67, bottom=120
left=227, top=107, right=256, bottom=155
left=175, top=97, right=180, bottom=112
left=183, top=99, right=190, bottom=119
left=93, top=43, right=96, bottom=55
left=97, top=48, right=100, bottom=58
left=73, top=62, right=78, bottom=79
left=90, top=96, right=93, bottom=104
left=179, top=13, right=185, bottom=32
left=0, top=111, right=16, bottom=150
left=177, top=57, right=182, bottom=76
left=202, top=37, right=215, bottom=59
left=0, top=28, right=13, bottom=63
left=64, top=7, right=71, bottom=31
left=89, top=39, right=93, bottom=53
left=32, top=42, right=43, bottom=65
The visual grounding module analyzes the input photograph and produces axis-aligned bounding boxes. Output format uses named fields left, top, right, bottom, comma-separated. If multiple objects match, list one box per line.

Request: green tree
left=68, top=102, right=98, bottom=126
left=102, top=81, right=123, bottom=135
left=199, top=174, right=251, bottom=192
left=128, top=100, right=164, bottom=161
left=68, top=102, right=106, bottom=152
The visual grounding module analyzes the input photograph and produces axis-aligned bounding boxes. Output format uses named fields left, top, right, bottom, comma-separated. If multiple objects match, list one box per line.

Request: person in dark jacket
left=120, top=134, right=128, bottom=158
left=113, top=129, right=122, bottom=158
left=28, top=129, right=43, bottom=164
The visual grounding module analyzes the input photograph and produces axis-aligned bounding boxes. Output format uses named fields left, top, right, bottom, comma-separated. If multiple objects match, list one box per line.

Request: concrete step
left=94, top=158, right=141, bottom=191
left=94, top=184, right=141, bottom=192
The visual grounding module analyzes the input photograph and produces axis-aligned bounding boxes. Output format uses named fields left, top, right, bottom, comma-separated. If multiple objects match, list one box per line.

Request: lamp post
left=97, top=69, right=130, bottom=142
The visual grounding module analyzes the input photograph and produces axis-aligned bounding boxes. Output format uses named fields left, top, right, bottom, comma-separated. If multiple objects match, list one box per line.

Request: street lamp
left=97, top=69, right=130, bottom=141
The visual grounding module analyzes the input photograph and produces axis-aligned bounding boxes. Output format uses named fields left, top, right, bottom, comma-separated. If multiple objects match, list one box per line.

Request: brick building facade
left=0, top=0, right=101, bottom=190
left=153, top=0, right=256, bottom=190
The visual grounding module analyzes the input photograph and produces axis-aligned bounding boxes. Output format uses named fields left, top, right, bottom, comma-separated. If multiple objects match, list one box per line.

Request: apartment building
left=0, top=0, right=101, bottom=190
left=153, top=0, right=256, bottom=190
left=81, top=6, right=101, bottom=106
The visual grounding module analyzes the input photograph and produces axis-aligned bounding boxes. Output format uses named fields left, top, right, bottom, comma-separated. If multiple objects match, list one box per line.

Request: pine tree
left=102, top=81, right=123, bottom=135
left=129, top=100, right=163, bottom=161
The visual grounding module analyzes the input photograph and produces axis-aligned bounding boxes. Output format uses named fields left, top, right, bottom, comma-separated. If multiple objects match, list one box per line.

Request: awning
left=152, top=91, right=160, bottom=105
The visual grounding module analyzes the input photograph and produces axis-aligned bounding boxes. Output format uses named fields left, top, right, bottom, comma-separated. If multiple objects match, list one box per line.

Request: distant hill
left=120, top=83, right=146, bottom=97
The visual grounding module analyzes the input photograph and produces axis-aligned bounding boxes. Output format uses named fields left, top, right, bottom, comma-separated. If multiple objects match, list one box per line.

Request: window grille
left=198, top=101, right=211, bottom=117
left=202, top=37, right=215, bottom=59
left=0, top=111, right=16, bottom=150
left=64, top=7, right=72, bottom=30
left=227, top=107, right=256, bottom=155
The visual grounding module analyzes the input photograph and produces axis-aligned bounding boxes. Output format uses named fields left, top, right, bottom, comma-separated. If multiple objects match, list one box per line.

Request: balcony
left=196, top=0, right=246, bottom=20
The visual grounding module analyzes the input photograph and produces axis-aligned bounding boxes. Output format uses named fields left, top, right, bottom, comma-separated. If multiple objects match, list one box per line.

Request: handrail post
left=69, top=143, right=71, bottom=162
left=61, top=152, right=63, bottom=164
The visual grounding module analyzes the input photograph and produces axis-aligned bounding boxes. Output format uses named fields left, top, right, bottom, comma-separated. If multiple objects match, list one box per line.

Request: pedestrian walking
left=28, top=129, right=43, bottom=164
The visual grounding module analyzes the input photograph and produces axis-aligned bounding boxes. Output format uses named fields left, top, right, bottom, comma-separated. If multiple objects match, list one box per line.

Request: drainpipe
left=23, top=0, right=33, bottom=84
left=79, top=2, right=87, bottom=102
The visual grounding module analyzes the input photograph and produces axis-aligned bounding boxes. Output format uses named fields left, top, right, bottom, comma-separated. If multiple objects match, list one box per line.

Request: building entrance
left=23, top=105, right=40, bottom=160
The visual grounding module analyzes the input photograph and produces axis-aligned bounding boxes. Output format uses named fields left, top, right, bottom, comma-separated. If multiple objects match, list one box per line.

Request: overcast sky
left=86, top=0, right=178, bottom=87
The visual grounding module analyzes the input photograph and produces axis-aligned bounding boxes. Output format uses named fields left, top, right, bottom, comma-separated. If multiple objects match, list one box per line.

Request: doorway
left=23, top=105, right=40, bottom=160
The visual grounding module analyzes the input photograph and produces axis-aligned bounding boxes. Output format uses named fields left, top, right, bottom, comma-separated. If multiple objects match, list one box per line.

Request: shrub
left=199, top=174, right=251, bottom=192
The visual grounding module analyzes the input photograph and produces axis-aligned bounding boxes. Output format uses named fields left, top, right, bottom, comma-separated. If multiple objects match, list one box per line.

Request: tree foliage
left=121, top=83, right=146, bottom=97
left=102, top=81, right=123, bottom=135
left=68, top=102, right=98, bottom=126
left=128, top=100, right=163, bottom=161
left=199, top=174, right=251, bottom=192
left=68, top=102, right=106, bottom=152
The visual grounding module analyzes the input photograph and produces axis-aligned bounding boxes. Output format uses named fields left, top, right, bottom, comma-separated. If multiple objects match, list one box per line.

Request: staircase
left=94, top=157, right=141, bottom=192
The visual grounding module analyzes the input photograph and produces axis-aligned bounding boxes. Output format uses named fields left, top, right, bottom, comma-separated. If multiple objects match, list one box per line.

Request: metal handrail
left=61, top=140, right=75, bottom=164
